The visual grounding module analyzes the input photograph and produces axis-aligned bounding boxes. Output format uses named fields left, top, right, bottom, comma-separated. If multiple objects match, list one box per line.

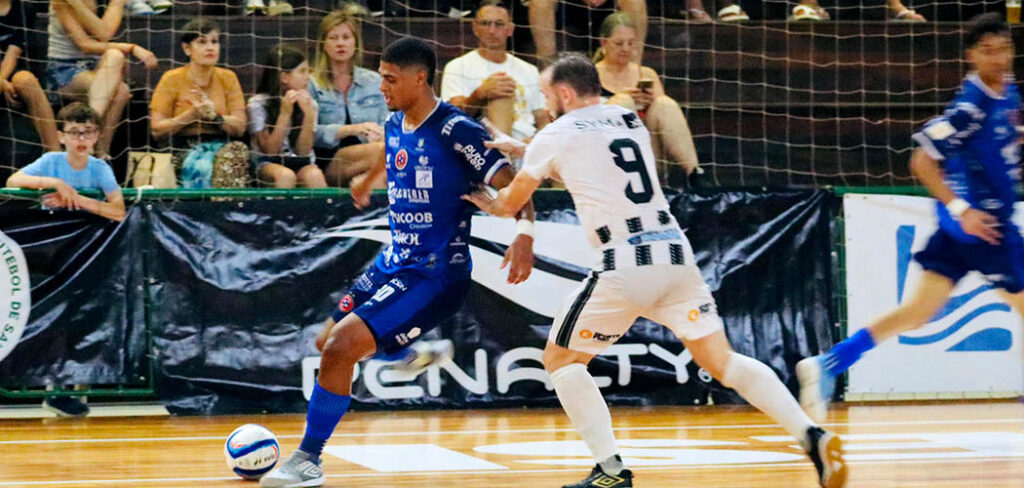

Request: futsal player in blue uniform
left=261, top=38, right=536, bottom=488
left=797, top=13, right=1024, bottom=422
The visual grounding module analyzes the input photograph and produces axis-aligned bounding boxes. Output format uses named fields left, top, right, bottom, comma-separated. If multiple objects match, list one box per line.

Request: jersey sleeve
left=912, top=97, right=987, bottom=161
left=521, top=129, right=559, bottom=181
left=442, top=114, right=510, bottom=185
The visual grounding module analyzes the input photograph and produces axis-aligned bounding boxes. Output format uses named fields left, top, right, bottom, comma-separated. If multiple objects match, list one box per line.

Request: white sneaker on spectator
left=245, top=0, right=267, bottom=15
left=267, top=0, right=294, bottom=16
left=447, top=6, right=471, bottom=18
left=127, top=0, right=156, bottom=15
left=147, top=0, right=172, bottom=12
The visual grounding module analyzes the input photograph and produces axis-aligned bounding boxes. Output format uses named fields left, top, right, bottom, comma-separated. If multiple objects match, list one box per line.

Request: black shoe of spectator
left=43, top=396, right=90, bottom=418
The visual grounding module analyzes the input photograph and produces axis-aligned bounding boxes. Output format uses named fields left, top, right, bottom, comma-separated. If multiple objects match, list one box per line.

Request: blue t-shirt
left=912, top=74, right=1023, bottom=244
left=375, top=101, right=510, bottom=279
left=19, top=152, right=120, bottom=197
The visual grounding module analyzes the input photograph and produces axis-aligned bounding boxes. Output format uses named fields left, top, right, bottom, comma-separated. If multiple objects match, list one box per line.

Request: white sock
left=721, top=352, right=815, bottom=447
left=550, top=363, right=621, bottom=468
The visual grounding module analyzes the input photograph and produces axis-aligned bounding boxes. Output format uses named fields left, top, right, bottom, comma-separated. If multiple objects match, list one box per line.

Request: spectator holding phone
left=594, top=12, right=702, bottom=187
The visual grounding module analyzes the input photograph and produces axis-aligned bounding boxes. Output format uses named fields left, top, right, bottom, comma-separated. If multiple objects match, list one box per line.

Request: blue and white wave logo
left=322, top=213, right=593, bottom=318
left=894, top=225, right=1015, bottom=352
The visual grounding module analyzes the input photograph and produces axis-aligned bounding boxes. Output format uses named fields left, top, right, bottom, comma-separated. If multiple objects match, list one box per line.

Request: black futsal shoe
left=562, top=465, right=634, bottom=488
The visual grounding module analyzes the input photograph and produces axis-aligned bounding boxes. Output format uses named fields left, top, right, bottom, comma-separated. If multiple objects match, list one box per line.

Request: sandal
left=716, top=4, right=750, bottom=22
left=686, top=8, right=713, bottom=23
left=890, top=7, right=926, bottom=22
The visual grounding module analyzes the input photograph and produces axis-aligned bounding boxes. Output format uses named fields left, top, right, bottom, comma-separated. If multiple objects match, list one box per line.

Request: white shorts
left=548, top=264, right=723, bottom=355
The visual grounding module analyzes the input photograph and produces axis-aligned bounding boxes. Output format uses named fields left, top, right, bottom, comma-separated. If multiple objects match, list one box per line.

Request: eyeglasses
left=63, top=129, right=99, bottom=140
left=475, top=20, right=508, bottom=28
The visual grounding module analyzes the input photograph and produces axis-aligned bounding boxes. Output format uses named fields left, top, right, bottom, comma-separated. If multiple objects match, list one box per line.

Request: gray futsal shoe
left=394, top=339, right=455, bottom=374
left=259, top=450, right=325, bottom=488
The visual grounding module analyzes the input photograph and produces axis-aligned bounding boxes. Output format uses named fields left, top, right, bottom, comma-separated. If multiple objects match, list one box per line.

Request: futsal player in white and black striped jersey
left=463, top=54, right=848, bottom=488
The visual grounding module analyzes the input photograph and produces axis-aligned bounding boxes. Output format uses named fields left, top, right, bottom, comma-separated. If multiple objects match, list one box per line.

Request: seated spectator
left=244, top=0, right=294, bottom=16
left=441, top=0, right=550, bottom=143
left=529, top=0, right=646, bottom=61
left=308, top=6, right=386, bottom=187
left=46, top=0, right=158, bottom=158
left=1, top=0, right=59, bottom=152
left=6, top=102, right=125, bottom=222
left=149, top=18, right=249, bottom=189
left=249, top=44, right=326, bottom=188
left=594, top=12, right=702, bottom=187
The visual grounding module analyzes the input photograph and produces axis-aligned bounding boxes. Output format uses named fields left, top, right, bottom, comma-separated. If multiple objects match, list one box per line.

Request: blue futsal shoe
left=796, top=354, right=837, bottom=424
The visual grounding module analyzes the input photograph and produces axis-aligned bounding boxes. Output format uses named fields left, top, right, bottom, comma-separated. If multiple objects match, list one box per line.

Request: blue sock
left=823, top=328, right=876, bottom=376
left=298, top=383, right=351, bottom=460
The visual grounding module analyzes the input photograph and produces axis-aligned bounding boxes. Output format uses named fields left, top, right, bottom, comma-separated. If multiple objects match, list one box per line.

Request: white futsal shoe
left=259, top=450, right=325, bottom=488
left=393, top=339, right=455, bottom=374
left=796, top=354, right=836, bottom=423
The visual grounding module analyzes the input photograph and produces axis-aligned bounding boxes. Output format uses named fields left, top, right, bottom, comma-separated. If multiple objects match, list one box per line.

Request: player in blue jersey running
left=261, top=38, right=536, bottom=488
left=797, top=13, right=1023, bottom=423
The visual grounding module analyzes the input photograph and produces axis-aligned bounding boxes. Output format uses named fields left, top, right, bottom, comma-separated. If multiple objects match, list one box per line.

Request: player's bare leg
left=543, top=343, right=632, bottom=488
left=261, top=314, right=376, bottom=488
left=686, top=330, right=847, bottom=488
left=797, top=271, right=954, bottom=423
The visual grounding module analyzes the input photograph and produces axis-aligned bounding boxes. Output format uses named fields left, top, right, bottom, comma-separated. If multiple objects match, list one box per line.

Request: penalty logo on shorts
left=0, top=230, right=30, bottom=363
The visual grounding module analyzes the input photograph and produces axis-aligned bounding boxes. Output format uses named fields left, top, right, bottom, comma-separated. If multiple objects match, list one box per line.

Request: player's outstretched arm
left=910, top=147, right=1002, bottom=245
left=487, top=165, right=536, bottom=284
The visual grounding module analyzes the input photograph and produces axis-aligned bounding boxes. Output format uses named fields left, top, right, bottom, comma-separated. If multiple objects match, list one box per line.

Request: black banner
left=0, top=189, right=835, bottom=414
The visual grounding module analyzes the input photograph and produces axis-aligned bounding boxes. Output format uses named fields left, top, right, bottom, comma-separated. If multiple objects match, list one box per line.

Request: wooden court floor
left=1, top=401, right=1022, bottom=487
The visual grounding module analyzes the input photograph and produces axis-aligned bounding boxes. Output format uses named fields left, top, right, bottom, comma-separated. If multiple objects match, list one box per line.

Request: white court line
left=0, top=457, right=1019, bottom=486
left=0, top=417, right=1019, bottom=446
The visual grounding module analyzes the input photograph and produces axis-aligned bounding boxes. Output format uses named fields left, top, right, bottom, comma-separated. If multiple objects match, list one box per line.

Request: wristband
left=946, top=198, right=970, bottom=218
left=515, top=219, right=534, bottom=238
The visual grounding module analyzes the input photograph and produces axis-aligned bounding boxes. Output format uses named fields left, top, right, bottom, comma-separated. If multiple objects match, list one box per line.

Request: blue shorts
left=914, top=229, right=1024, bottom=293
left=330, top=265, right=471, bottom=355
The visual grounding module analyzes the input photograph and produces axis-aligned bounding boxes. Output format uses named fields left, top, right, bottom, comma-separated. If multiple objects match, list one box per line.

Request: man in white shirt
left=441, top=0, right=550, bottom=142
left=464, top=54, right=847, bottom=488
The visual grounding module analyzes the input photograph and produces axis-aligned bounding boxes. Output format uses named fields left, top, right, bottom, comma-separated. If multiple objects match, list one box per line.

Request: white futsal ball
left=224, top=424, right=280, bottom=480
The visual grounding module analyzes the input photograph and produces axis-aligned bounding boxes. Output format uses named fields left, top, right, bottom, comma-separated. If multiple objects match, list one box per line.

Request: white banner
left=844, top=194, right=1023, bottom=396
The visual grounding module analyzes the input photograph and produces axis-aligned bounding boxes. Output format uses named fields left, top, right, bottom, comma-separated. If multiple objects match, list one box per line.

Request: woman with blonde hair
left=308, top=5, right=387, bottom=187
left=595, top=12, right=702, bottom=187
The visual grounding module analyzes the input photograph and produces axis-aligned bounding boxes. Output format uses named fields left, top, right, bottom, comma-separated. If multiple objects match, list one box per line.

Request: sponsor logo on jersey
left=441, top=115, right=472, bottom=136
left=390, top=211, right=433, bottom=225
left=573, top=118, right=629, bottom=131
left=392, top=230, right=422, bottom=246
left=453, top=142, right=487, bottom=171
left=395, top=149, right=409, bottom=170
left=416, top=139, right=425, bottom=152
left=416, top=170, right=433, bottom=189
left=418, top=155, right=430, bottom=166
left=388, top=136, right=400, bottom=148
left=622, top=112, right=642, bottom=129
left=388, top=183, right=430, bottom=204
left=450, top=253, right=467, bottom=264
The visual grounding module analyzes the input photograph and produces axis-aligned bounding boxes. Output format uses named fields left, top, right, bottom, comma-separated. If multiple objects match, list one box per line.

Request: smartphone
left=637, top=79, right=654, bottom=91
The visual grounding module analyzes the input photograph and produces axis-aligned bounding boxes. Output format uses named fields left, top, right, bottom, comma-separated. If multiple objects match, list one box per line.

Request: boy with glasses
left=7, top=102, right=125, bottom=224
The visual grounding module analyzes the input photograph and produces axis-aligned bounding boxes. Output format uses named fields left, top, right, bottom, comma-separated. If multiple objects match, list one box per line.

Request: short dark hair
left=180, top=18, right=221, bottom=44
left=382, top=37, right=437, bottom=86
left=476, top=0, right=507, bottom=12
left=547, top=53, right=601, bottom=97
left=966, top=13, right=1009, bottom=48
left=57, top=102, right=101, bottom=131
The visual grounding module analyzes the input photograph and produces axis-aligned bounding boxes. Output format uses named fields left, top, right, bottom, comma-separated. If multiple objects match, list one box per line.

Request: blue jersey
left=912, top=74, right=1023, bottom=244
left=375, top=101, right=510, bottom=279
